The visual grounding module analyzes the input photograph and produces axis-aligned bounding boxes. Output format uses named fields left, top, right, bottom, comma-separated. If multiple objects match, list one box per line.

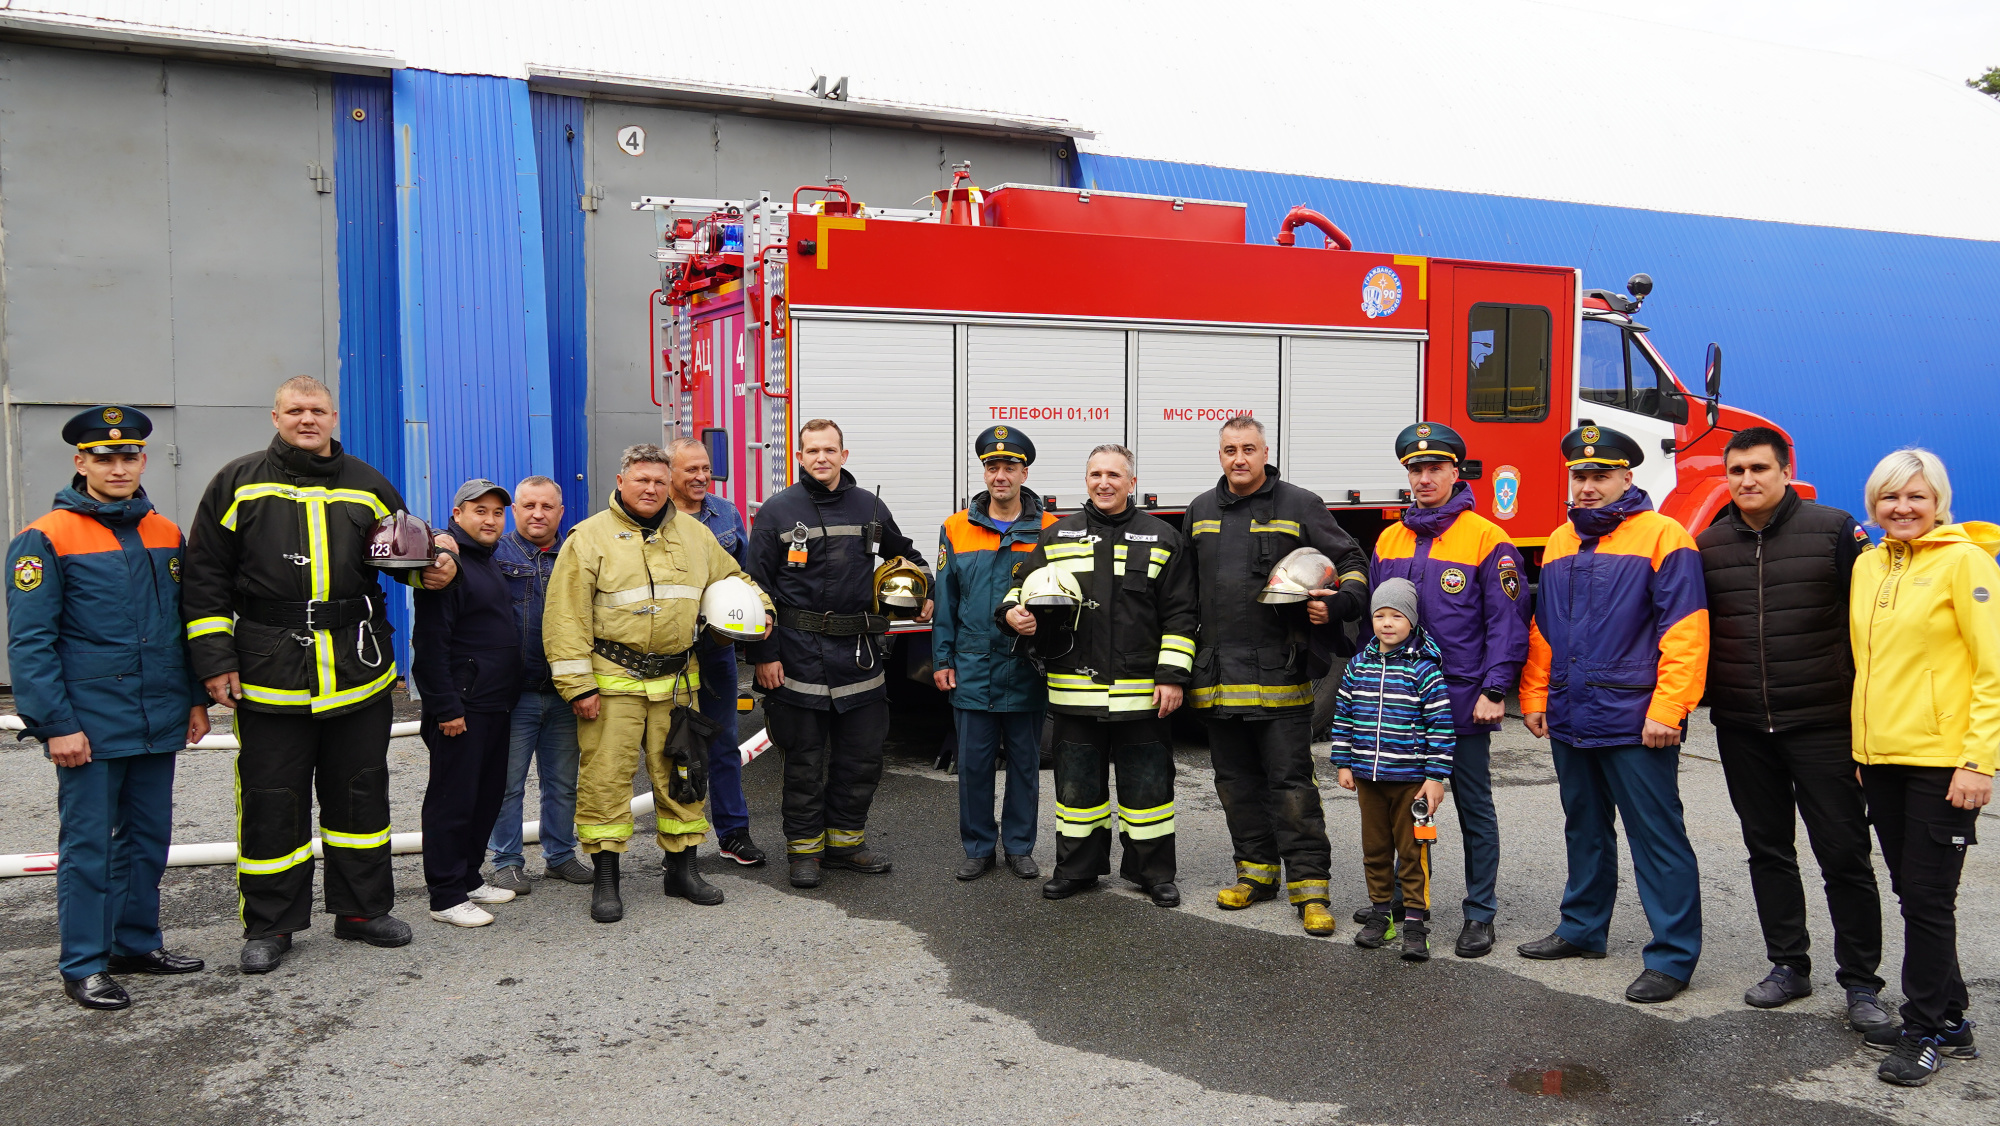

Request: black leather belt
left=241, top=596, right=375, bottom=631
left=775, top=607, right=890, bottom=637
left=591, top=638, right=692, bottom=679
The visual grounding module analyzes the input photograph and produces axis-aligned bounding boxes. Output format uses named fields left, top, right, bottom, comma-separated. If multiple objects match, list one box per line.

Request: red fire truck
left=640, top=176, right=1802, bottom=590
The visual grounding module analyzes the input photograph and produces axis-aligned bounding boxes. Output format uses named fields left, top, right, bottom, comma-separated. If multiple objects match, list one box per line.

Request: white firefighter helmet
left=1019, top=565, right=1084, bottom=631
left=1258, top=547, right=1338, bottom=604
left=700, top=575, right=769, bottom=642
left=872, top=556, right=930, bottom=618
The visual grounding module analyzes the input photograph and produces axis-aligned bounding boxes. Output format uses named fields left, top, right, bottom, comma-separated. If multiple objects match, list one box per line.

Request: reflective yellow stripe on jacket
left=1189, top=681, right=1314, bottom=709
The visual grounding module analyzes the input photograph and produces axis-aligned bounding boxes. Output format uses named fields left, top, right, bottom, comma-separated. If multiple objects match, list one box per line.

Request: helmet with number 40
left=700, top=575, right=769, bottom=643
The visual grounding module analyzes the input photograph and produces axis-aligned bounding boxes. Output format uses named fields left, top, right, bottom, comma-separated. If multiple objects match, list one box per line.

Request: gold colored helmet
left=872, top=556, right=930, bottom=618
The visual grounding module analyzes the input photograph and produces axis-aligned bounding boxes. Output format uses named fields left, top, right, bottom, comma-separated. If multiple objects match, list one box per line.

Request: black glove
left=664, top=705, right=720, bottom=805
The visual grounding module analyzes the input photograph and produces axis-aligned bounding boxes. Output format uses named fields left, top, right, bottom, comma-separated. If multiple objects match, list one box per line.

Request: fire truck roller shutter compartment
left=965, top=326, right=1128, bottom=505
left=1133, top=333, right=1281, bottom=507
left=1285, top=336, right=1422, bottom=506
left=791, top=317, right=958, bottom=547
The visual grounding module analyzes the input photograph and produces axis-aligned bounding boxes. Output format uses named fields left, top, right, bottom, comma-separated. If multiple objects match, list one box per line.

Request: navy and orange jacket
left=6, top=485, right=203, bottom=754
left=933, top=489, right=1056, bottom=713
left=1371, top=483, right=1531, bottom=733
left=1518, top=488, right=1709, bottom=747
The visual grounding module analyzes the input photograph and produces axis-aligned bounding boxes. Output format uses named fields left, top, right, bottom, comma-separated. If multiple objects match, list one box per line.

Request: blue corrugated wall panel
left=390, top=70, right=555, bottom=526
left=1081, top=155, right=2000, bottom=521
left=332, top=74, right=411, bottom=675
left=530, top=91, right=590, bottom=523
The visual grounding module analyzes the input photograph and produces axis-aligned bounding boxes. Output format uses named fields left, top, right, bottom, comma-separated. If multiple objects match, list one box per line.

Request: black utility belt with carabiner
left=775, top=607, right=889, bottom=637
left=590, top=638, right=692, bottom=679
left=240, top=596, right=376, bottom=631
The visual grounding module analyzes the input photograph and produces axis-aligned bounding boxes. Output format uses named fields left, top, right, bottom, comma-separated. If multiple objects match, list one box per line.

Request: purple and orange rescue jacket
left=1519, top=488, right=1710, bottom=748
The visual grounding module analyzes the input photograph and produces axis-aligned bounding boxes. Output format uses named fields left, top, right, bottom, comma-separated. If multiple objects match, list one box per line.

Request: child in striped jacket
left=1329, top=577, right=1455, bottom=960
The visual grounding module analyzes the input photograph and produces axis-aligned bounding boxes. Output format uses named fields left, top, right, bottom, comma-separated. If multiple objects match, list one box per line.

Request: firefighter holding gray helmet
left=181, top=376, right=459, bottom=975
left=744, top=419, right=932, bottom=890
left=541, top=443, right=772, bottom=924
left=1184, top=415, right=1367, bottom=937
left=998, top=443, right=1197, bottom=907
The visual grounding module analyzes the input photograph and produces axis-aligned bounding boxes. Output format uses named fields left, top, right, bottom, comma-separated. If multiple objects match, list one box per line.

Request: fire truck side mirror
left=1703, top=342, right=1723, bottom=426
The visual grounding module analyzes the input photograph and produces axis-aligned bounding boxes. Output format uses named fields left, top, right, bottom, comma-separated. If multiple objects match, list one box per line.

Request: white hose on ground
left=0, top=725, right=772, bottom=878
left=0, top=713, right=422, bottom=750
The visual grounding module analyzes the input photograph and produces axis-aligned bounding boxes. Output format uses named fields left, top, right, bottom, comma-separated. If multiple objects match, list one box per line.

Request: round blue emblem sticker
left=1361, top=266, right=1403, bottom=319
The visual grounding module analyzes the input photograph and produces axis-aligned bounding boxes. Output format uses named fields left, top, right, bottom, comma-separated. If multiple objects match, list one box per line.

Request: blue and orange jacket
left=1371, top=483, right=1531, bottom=732
left=933, top=489, right=1056, bottom=712
left=1519, top=488, right=1710, bottom=747
left=1328, top=627, right=1455, bottom=781
left=6, top=485, right=203, bottom=755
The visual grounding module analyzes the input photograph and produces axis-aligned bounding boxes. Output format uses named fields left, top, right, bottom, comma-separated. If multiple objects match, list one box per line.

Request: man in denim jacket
left=486, top=475, right=592, bottom=891
left=667, top=438, right=764, bottom=865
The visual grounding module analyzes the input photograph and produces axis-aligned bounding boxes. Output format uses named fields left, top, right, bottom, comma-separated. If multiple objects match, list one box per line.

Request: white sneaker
left=429, top=901, right=495, bottom=927
left=466, top=884, right=516, bottom=905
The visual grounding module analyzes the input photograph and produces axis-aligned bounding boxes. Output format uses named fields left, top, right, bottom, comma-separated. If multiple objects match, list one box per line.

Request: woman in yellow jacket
left=1850, top=448, right=1996, bottom=1087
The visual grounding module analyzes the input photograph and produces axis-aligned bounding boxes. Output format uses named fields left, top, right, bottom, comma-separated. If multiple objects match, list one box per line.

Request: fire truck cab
left=641, top=178, right=1800, bottom=576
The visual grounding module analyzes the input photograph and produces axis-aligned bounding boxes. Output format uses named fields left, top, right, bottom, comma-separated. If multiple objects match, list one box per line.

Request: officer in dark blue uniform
left=7, top=407, right=210, bottom=1010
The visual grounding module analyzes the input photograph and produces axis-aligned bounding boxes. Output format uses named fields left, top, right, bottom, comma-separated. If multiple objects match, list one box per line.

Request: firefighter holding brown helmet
left=181, top=376, right=459, bottom=975
left=1184, top=415, right=1368, bottom=936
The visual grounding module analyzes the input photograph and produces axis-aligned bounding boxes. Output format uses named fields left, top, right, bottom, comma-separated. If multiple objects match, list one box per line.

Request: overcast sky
left=1534, top=0, right=2000, bottom=83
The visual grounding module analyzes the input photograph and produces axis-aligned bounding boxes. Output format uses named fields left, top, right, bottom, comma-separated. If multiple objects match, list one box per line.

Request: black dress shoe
left=1144, top=882, right=1181, bottom=909
left=1516, top=932, right=1607, bottom=961
left=1042, top=876, right=1099, bottom=900
left=1454, top=920, right=1496, bottom=959
left=956, top=855, right=995, bottom=881
left=334, top=914, right=413, bottom=947
left=63, top=973, right=131, bottom=1011
left=109, top=948, right=204, bottom=975
left=1626, top=968, right=1689, bottom=1004
left=1003, top=853, right=1040, bottom=880
left=240, top=935, right=292, bottom=975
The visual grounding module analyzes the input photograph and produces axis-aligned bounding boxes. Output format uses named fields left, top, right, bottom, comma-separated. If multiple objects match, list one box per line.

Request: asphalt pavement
left=0, top=693, right=1994, bottom=1126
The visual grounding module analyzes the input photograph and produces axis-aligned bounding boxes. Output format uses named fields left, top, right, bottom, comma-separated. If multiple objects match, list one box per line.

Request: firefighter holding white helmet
left=745, top=419, right=933, bottom=890
left=542, top=442, right=771, bottom=924
left=181, top=376, right=458, bottom=975
left=999, top=442, right=1198, bottom=907
left=1184, top=415, right=1368, bottom=937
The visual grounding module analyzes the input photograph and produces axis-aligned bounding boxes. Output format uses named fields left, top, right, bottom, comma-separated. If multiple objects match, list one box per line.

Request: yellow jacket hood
left=1849, top=522, right=2000, bottom=774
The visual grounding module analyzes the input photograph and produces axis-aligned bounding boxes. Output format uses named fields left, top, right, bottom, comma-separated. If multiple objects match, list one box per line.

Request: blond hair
left=274, top=375, right=334, bottom=409
left=1864, top=447, right=1953, bottom=525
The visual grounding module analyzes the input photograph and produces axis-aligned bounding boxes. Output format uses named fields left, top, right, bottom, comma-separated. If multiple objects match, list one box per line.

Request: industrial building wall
left=577, top=101, right=1066, bottom=502
left=1080, top=154, right=2000, bottom=523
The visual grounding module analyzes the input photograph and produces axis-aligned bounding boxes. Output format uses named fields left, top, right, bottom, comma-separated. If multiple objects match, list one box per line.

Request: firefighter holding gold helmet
left=542, top=442, right=772, bottom=925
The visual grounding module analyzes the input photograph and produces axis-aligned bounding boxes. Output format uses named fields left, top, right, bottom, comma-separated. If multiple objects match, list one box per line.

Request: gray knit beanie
left=1370, top=577, right=1420, bottom=626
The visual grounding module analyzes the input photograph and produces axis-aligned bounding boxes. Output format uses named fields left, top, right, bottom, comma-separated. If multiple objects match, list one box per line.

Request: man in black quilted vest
left=1696, top=426, right=1888, bottom=1034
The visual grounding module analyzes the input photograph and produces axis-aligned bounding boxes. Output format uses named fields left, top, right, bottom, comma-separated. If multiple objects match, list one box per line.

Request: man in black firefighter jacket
left=1185, top=416, right=1367, bottom=936
left=746, top=419, right=932, bottom=890
left=999, top=443, right=1199, bottom=908
left=1695, top=426, right=1889, bottom=1032
left=182, top=376, right=458, bottom=974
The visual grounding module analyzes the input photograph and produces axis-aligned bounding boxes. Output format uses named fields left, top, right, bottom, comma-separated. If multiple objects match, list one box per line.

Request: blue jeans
left=1451, top=733, right=1499, bottom=922
left=57, top=751, right=176, bottom=979
left=1551, top=738, right=1704, bottom=982
left=700, top=647, right=749, bottom=839
left=488, top=690, right=579, bottom=869
left=955, top=708, right=1042, bottom=858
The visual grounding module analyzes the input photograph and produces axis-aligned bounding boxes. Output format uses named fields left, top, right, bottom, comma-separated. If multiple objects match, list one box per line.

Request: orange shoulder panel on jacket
left=1374, top=522, right=1416, bottom=561
left=1432, top=513, right=1508, bottom=567
left=138, top=511, right=183, bottom=550
left=1539, top=522, right=1581, bottom=564
left=1592, top=510, right=1696, bottom=566
left=25, top=509, right=120, bottom=556
left=944, top=512, right=1000, bottom=555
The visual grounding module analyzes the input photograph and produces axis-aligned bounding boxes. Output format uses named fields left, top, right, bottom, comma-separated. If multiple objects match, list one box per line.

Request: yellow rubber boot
left=1299, top=901, right=1336, bottom=937
left=1215, top=861, right=1279, bottom=909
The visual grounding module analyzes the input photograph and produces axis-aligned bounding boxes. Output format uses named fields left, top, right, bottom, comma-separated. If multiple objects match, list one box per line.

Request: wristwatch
left=1481, top=688, right=1506, bottom=703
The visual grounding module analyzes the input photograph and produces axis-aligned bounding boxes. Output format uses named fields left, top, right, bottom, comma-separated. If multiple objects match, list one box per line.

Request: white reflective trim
left=549, top=659, right=594, bottom=676
left=783, top=671, right=887, bottom=698
left=595, top=584, right=703, bottom=607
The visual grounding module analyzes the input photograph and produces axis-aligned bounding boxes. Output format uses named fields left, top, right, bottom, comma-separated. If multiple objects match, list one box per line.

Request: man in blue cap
left=8, top=406, right=210, bottom=1009
left=933, top=425, right=1057, bottom=880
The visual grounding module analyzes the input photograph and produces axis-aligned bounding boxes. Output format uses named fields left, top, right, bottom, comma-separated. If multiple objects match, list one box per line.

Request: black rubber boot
left=663, top=848, right=725, bottom=906
left=590, top=851, right=623, bottom=923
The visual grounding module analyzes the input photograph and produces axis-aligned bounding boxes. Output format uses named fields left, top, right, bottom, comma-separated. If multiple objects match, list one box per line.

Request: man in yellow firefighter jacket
left=543, top=443, right=772, bottom=923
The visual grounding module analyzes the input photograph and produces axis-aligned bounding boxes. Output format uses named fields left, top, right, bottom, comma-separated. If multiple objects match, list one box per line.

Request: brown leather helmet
left=366, top=510, right=439, bottom=569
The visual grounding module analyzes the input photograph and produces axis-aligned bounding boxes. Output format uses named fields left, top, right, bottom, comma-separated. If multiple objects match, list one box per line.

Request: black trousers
left=768, top=699, right=891, bottom=856
left=1860, top=763, right=1979, bottom=1034
left=1206, top=712, right=1331, bottom=903
left=420, top=710, right=512, bottom=912
left=1051, top=714, right=1176, bottom=888
left=234, top=694, right=395, bottom=938
left=1716, top=724, right=1884, bottom=990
